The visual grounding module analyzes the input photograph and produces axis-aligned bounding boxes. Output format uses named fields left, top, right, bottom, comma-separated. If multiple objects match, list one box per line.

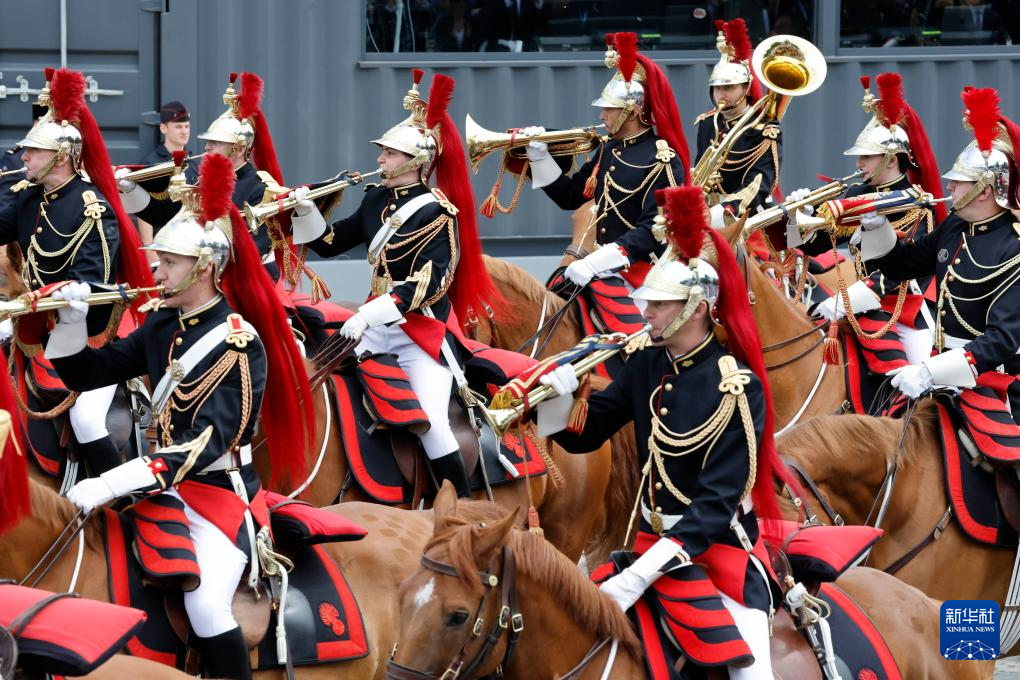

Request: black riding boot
left=428, top=451, right=472, bottom=498
left=77, top=435, right=121, bottom=477
left=195, top=626, right=252, bottom=680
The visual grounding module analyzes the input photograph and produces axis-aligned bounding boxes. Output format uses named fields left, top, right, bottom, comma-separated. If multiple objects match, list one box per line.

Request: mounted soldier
left=536, top=186, right=790, bottom=678
left=0, top=68, right=153, bottom=480
left=46, top=152, right=312, bottom=680
left=287, top=71, right=503, bottom=498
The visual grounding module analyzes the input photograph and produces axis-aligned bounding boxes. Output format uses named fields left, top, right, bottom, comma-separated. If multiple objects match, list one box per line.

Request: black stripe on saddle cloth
left=332, top=372, right=546, bottom=505
left=585, top=276, right=645, bottom=335
left=591, top=554, right=753, bottom=679
left=840, top=311, right=909, bottom=415
left=936, top=385, right=1020, bottom=548
left=815, top=583, right=902, bottom=680
left=356, top=353, right=430, bottom=433
left=253, top=544, right=369, bottom=668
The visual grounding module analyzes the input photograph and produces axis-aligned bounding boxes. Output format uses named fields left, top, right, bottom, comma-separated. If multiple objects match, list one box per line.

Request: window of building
left=840, top=1, right=1019, bottom=47
left=365, top=0, right=813, bottom=54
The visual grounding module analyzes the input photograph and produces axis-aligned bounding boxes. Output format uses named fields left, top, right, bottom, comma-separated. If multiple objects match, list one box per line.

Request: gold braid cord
left=25, top=200, right=111, bottom=286
left=646, top=356, right=757, bottom=508
left=377, top=214, right=457, bottom=311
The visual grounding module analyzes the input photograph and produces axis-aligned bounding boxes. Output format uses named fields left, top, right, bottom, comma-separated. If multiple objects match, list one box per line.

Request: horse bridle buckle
left=511, top=613, right=524, bottom=633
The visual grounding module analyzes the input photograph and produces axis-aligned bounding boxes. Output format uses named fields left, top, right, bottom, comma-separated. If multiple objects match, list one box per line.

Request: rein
left=19, top=509, right=91, bottom=588
left=386, top=544, right=523, bottom=680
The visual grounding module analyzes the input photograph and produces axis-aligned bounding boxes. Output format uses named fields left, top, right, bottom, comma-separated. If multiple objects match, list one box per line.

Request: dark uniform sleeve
left=967, top=276, right=1020, bottom=374
left=389, top=206, right=458, bottom=315
left=0, top=197, right=15, bottom=245
left=550, top=359, right=634, bottom=453
left=666, top=374, right=765, bottom=559
left=303, top=191, right=372, bottom=259
left=540, top=144, right=603, bottom=212
left=613, top=153, right=684, bottom=265
left=66, top=197, right=120, bottom=284
left=866, top=224, right=942, bottom=283
left=148, top=342, right=266, bottom=487
left=49, top=324, right=149, bottom=389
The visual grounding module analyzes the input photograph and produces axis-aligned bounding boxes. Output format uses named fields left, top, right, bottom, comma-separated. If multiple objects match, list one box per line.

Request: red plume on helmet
left=721, top=19, right=762, bottom=102
left=614, top=31, right=638, bottom=84
left=47, top=69, right=154, bottom=316
left=199, top=153, right=236, bottom=224
left=424, top=74, right=506, bottom=322
left=0, top=348, right=28, bottom=537
left=877, top=73, right=946, bottom=222
left=658, top=186, right=708, bottom=261
left=963, top=87, right=1020, bottom=209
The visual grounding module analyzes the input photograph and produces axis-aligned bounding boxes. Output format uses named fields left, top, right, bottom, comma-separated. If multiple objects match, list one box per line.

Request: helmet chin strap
left=164, top=252, right=217, bottom=298
left=607, top=105, right=636, bottom=136
left=28, top=147, right=67, bottom=184
left=953, top=172, right=994, bottom=211
left=867, top=153, right=897, bottom=185
left=653, top=292, right=707, bottom=342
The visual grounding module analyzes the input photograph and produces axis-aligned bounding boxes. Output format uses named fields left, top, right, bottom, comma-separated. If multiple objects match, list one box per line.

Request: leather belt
left=199, top=443, right=253, bottom=473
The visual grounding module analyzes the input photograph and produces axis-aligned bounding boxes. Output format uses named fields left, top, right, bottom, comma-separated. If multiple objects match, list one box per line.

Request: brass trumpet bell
left=465, top=114, right=604, bottom=174
left=752, top=34, right=827, bottom=97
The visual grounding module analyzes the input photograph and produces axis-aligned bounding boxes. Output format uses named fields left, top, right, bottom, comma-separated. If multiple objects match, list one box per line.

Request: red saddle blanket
left=0, top=583, right=147, bottom=677
left=816, top=583, right=902, bottom=680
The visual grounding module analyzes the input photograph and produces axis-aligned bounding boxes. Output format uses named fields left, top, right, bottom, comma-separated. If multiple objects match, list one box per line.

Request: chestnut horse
left=1, top=478, right=432, bottom=680
left=388, top=484, right=987, bottom=679
left=777, top=401, right=1020, bottom=655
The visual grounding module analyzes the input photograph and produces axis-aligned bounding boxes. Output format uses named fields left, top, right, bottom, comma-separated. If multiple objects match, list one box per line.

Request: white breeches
left=357, top=324, right=459, bottom=459
left=720, top=592, right=773, bottom=679
left=167, top=488, right=248, bottom=638
left=68, top=384, right=117, bottom=444
left=895, top=322, right=934, bottom=366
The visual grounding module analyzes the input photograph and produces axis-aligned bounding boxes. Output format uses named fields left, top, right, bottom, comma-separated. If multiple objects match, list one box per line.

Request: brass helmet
left=142, top=153, right=234, bottom=295
left=592, top=33, right=647, bottom=133
left=844, top=75, right=913, bottom=167
left=371, top=68, right=440, bottom=179
left=943, top=87, right=1018, bottom=210
left=17, top=69, right=84, bottom=177
left=198, top=73, right=256, bottom=155
left=707, top=19, right=754, bottom=93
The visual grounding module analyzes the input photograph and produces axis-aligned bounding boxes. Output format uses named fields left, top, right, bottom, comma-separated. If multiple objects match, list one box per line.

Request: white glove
left=813, top=280, right=880, bottom=321
left=539, top=364, right=579, bottom=396
left=888, top=363, right=934, bottom=399
left=0, top=319, right=12, bottom=344
left=599, top=568, right=650, bottom=612
left=52, top=282, right=91, bottom=325
left=522, top=126, right=548, bottom=161
left=339, top=312, right=369, bottom=341
left=564, top=244, right=629, bottom=287
left=599, top=537, right=689, bottom=612
left=66, top=476, right=116, bottom=513
left=859, top=210, right=890, bottom=231
left=114, top=166, right=138, bottom=194
left=784, top=187, right=815, bottom=226
left=290, top=186, right=315, bottom=218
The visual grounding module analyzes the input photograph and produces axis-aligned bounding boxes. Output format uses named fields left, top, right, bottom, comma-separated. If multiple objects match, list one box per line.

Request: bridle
left=386, top=545, right=523, bottom=680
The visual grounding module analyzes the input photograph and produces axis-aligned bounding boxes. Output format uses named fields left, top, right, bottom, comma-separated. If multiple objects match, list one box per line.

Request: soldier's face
left=856, top=154, right=883, bottom=182
left=642, top=299, right=686, bottom=337
left=153, top=252, right=200, bottom=303
left=161, top=121, right=190, bottom=147
left=711, top=84, right=748, bottom=109
left=21, top=147, right=58, bottom=180
left=377, top=147, right=416, bottom=185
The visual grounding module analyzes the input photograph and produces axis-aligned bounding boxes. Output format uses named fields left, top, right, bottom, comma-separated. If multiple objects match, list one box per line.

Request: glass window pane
left=840, top=1, right=1020, bottom=48
left=365, top=0, right=813, bottom=54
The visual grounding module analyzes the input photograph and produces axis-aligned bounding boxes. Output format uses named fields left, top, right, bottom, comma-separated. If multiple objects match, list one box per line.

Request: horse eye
left=446, top=610, right=470, bottom=627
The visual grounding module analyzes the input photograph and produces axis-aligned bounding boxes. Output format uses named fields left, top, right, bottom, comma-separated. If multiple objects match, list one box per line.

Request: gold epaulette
left=225, top=313, right=255, bottom=348
left=694, top=108, right=717, bottom=124
left=81, top=190, right=107, bottom=220
left=431, top=187, right=458, bottom=215
left=761, top=123, right=780, bottom=139
left=654, top=140, right=676, bottom=163
left=717, top=355, right=752, bottom=396
left=363, top=182, right=382, bottom=192
left=10, top=179, right=30, bottom=193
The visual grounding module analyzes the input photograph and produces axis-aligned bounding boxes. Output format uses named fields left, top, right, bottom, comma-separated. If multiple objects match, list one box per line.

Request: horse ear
left=473, top=507, right=519, bottom=562
left=433, top=480, right=458, bottom=525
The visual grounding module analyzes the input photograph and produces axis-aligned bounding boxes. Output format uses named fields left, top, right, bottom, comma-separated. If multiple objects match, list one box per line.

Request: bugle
left=483, top=325, right=651, bottom=434
left=740, top=170, right=864, bottom=239
left=0, top=285, right=164, bottom=321
left=797, top=187, right=952, bottom=241
left=0, top=167, right=26, bottom=179
left=242, top=169, right=382, bottom=227
left=115, top=153, right=205, bottom=183
left=466, top=114, right=605, bottom=173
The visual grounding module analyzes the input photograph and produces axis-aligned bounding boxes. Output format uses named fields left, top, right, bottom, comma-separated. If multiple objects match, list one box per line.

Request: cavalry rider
left=537, top=186, right=787, bottom=678
left=857, top=87, right=1020, bottom=418
left=46, top=153, right=312, bottom=680
left=0, top=68, right=152, bottom=478
left=118, top=73, right=289, bottom=280
left=786, top=73, right=946, bottom=366
left=524, top=32, right=690, bottom=291
left=288, top=71, right=502, bottom=498
left=695, top=19, right=781, bottom=218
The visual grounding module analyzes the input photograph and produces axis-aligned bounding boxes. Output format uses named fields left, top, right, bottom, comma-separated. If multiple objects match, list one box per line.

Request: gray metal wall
left=3, top=0, right=1019, bottom=262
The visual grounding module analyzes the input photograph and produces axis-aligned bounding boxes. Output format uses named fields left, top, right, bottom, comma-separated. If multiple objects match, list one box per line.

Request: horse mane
left=778, top=401, right=937, bottom=468
left=427, top=508, right=642, bottom=660
left=28, top=478, right=104, bottom=551
left=482, top=255, right=568, bottom=320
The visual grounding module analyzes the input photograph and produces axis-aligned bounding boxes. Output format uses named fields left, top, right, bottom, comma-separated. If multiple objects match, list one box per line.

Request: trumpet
left=796, top=186, right=952, bottom=241
left=115, top=154, right=205, bottom=184
left=483, top=325, right=651, bottom=434
left=242, top=169, right=382, bottom=227
left=0, top=167, right=26, bottom=179
left=740, top=170, right=864, bottom=239
left=0, top=285, right=164, bottom=321
left=466, top=114, right=605, bottom=173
